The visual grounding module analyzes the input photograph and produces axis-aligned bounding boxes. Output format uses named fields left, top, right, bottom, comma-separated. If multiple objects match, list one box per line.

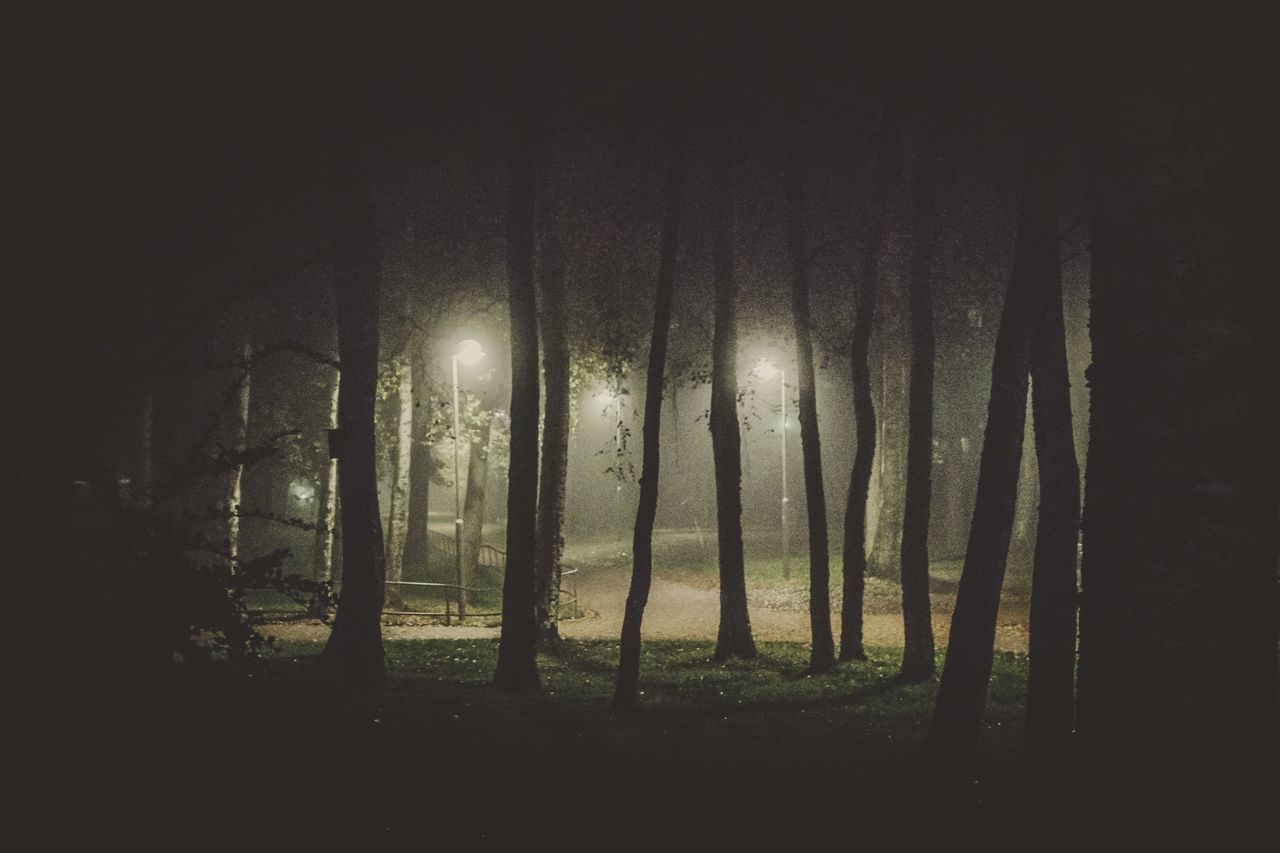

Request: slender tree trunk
left=925, top=116, right=1049, bottom=759
left=312, top=368, right=340, bottom=608
left=460, top=414, right=492, bottom=607
left=840, top=285, right=877, bottom=661
left=227, top=339, right=253, bottom=569
left=321, top=122, right=387, bottom=690
left=383, top=356, right=412, bottom=609
left=402, top=348, right=435, bottom=578
left=1077, top=49, right=1276, bottom=794
left=785, top=141, right=834, bottom=672
left=616, top=127, right=683, bottom=707
left=899, top=154, right=938, bottom=681
left=1024, top=127, right=1079, bottom=766
left=1009, top=406, right=1039, bottom=570
left=841, top=103, right=899, bottom=661
left=494, top=104, right=541, bottom=693
left=868, top=339, right=907, bottom=576
left=535, top=207, right=570, bottom=642
left=710, top=138, right=756, bottom=662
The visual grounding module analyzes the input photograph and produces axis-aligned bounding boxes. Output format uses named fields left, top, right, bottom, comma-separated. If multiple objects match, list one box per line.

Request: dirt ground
left=263, top=561, right=1030, bottom=652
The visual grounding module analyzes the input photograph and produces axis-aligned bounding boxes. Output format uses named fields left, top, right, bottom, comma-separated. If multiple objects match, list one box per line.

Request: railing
left=376, top=563, right=581, bottom=624
left=380, top=578, right=502, bottom=623
left=479, top=544, right=506, bottom=572
left=245, top=538, right=582, bottom=626
left=557, top=566, right=581, bottom=621
left=424, top=528, right=457, bottom=564
left=422, top=530, right=505, bottom=580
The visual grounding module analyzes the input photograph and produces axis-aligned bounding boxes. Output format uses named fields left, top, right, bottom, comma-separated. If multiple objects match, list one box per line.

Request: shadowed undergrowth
left=67, top=639, right=1031, bottom=842
left=60, top=638, right=1251, bottom=844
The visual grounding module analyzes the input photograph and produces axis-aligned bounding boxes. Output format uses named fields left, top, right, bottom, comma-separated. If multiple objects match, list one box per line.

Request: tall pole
left=781, top=368, right=789, bottom=579
left=452, top=354, right=466, bottom=617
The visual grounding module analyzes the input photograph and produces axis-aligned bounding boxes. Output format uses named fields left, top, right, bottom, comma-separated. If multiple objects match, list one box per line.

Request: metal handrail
left=247, top=550, right=584, bottom=625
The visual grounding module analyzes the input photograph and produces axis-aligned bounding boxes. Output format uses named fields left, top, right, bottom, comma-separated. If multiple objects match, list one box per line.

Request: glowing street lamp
left=751, top=357, right=789, bottom=579
left=452, top=339, right=486, bottom=617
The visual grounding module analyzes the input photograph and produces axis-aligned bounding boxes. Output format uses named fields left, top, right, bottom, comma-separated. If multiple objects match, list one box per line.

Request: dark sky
left=18, top=7, right=1266, bottom=487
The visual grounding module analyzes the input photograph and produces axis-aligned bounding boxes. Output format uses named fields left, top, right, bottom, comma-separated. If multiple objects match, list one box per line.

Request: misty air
left=23, top=8, right=1276, bottom=845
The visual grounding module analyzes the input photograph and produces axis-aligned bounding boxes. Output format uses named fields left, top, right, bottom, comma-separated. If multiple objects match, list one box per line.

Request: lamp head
left=751, top=357, right=780, bottom=382
left=454, top=339, right=486, bottom=366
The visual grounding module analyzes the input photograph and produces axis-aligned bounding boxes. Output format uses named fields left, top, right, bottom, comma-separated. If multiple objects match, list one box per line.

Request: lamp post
left=452, top=339, right=486, bottom=617
left=752, top=358, right=789, bottom=579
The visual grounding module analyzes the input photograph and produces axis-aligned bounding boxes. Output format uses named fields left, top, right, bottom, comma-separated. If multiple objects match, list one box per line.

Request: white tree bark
left=383, top=356, right=413, bottom=603
left=227, top=340, right=253, bottom=569
left=314, top=369, right=340, bottom=583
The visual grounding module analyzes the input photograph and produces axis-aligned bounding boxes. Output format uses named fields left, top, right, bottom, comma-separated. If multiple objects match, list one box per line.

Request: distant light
left=454, top=339, right=486, bottom=366
left=290, top=481, right=316, bottom=503
left=750, top=358, right=780, bottom=382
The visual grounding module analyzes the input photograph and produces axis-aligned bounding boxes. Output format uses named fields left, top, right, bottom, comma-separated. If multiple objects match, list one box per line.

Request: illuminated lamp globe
left=751, top=357, right=780, bottom=382
left=455, top=339, right=486, bottom=366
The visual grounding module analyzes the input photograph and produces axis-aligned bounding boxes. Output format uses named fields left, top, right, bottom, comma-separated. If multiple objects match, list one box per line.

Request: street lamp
left=751, top=357, right=789, bottom=579
left=452, top=339, right=486, bottom=617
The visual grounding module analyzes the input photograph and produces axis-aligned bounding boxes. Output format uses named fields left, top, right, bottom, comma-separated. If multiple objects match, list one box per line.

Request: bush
left=66, top=485, right=332, bottom=667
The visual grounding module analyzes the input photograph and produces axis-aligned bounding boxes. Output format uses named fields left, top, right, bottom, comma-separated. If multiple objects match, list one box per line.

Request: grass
left=357, top=639, right=1032, bottom=773
left=565, top=527, right=1026, bottom=602
left=72, top=637, right=1249, bottom=844
left=101, top=638, right=1032, bottom=842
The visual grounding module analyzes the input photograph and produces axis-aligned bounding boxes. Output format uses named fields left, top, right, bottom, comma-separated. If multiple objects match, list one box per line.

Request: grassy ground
left=564, top=527, right=1032, bottom=595
left=55, top=635, right=1270, bottom=845
left=65, top=638, right=1040, bottom=844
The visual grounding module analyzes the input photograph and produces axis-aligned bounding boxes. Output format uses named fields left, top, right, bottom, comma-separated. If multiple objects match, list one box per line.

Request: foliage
left=79, top=498, right=334, bottom=665
left=570, top=349, right=638, bottom=482
left=81, top=421, right=336, bottom=665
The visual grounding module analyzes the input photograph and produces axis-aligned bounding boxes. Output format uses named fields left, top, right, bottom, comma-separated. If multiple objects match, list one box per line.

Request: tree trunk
left=925, top=116, right=1048, bottom=760
left=710, top=138, right=756, bottom=662
left=616, top=126, right=684, bottom=707
left=535, top=207, right=570, bottom=642
left=460, top=414, right=493, bottom=608
left=899, top=153, right=938, bottom=681
left=1024, top=128, right=1079, bottom=767
left=493, top=105, right=541, bottom=693
left=841, top=338, right=877, bottom=660
left=1009, top=404, right=1039, bottom=570
left=382, top=356, right=412, bottom=609
left=785, top=141, right=834, bottom=673
left=227, top=339, right=253, bottom=569
left=842, top=101, right=899, bottom=661
left=321, top=123, right=387, bottom=691
left=138, top=376, right=154, bottom=509
left=312, top=368, right=340, bottom=610
left=868, top=339, right=907, bottom=576
left=1077, top=49, right=1276, bottom=794
left=402, top=348, right=435, bottom=579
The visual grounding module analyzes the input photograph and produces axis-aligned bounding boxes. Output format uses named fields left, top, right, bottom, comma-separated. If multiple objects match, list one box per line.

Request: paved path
left=263, top=563, right=1029, bottom=652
